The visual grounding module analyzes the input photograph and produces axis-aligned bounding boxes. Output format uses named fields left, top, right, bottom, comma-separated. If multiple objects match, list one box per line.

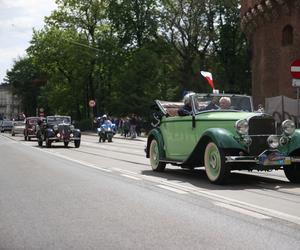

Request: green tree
left=210, top=0, right=251, bottom=94
left=27, top=27, right=89, bottom=119
left=45, top=0, right=109, bottom=117
left=159, top=0, right=217, bottom=92
left=108, top=0, right=159, bottom=48
left=5, top=57, right=44, bottom=116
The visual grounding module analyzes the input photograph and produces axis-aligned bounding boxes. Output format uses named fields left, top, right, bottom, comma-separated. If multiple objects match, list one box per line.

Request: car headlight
left=267, top=135, right=279, bottom=149
left=235, top=119, right=249, bottom=135
left=282, top=119, right=295, bottom=135
left=70, top=125, right=75, bottom=130
left=53, top=125, right=58, bottom=131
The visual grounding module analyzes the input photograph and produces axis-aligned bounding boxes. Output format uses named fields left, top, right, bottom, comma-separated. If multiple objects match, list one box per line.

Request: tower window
left=282, top=25, right=293, bottom=46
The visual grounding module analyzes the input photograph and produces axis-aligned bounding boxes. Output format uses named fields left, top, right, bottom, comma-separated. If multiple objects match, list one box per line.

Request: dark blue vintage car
left=36, top=115, right=81, bottom=148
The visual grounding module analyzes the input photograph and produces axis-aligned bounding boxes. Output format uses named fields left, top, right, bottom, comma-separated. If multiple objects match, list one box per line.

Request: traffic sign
left=292, top=79, right=300, bottom=87
left=89, top=100, right=96, bottom=107
left=291, top=59, right=300, bottom=79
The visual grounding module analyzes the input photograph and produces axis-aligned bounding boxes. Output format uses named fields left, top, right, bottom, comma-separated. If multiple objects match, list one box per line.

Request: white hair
left=183, top=92, right=195, bottom=106
left=219, top=97, right=231, bottom=108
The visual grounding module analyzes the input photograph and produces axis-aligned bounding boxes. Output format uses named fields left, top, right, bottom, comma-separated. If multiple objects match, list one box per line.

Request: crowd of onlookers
left=94, top=114, right=149, bottom=139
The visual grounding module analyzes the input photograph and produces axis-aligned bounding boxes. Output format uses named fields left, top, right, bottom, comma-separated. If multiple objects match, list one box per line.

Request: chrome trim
left=291, top=157, right=300, bottom=163
left=248, top=134, right=274, bottom=137
left=225, top=156, right=258, bottom=163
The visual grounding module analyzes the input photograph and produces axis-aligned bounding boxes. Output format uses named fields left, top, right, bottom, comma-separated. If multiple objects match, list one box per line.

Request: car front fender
left=201, top=128, right=244, bottom=149
left=286, top=130, right=300, bottom=155
left=146, top=128, right=165, bottom=159
left=73, top=129, right=81, bottom=138
left=46, top=128, right=55, bottom=138
left=184, top=128, right=245, bottom=166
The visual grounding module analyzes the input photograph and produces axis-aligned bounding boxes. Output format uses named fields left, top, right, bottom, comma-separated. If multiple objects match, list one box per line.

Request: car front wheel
left=38, top=138, right=43, bottom=147
left=284, top=165, right=300, bottom=183
left=74, top=140, right=80, bottom=148
left=204, top=142, right=230, bottom=184
left=46, top=138, right=51, bottom=148
left=149, top=139, right=166, bottom=172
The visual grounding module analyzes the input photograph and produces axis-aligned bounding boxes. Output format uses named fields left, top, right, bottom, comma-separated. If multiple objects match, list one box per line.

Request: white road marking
left=31, top=146, right=112, bottom=172
left=13, top=138, right=300, bottom=225
left=214, top=202, right=271, bottom=220
left=121, top=174, right=142, bottom=180
left=156, top=184, right=187, bottom=194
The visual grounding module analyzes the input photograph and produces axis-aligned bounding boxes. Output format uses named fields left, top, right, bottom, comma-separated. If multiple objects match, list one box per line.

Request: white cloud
left=0, top=0, right=56, bottom=82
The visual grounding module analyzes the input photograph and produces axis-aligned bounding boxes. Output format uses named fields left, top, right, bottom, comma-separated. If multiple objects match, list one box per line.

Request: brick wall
left=241, top=0, right=300, bottom=106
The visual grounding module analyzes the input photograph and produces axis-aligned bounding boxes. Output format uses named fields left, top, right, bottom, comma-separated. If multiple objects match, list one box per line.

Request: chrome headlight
left=282, top=119, right=295, bottom=135
left=267, top=135, right=279, bottom=149
left=235, top=119, right=249, bottom=135
left=53, top=125, right=58, bottom=131
left=70, top=125, right=75, bottom=130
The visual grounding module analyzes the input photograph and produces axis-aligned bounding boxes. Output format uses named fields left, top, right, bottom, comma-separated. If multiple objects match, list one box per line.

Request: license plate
left=260, top=157, right=291, bottom=166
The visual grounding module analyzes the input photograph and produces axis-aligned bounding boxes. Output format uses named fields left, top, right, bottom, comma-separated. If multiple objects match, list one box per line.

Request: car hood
left=195, top=111, right=258, bottom=121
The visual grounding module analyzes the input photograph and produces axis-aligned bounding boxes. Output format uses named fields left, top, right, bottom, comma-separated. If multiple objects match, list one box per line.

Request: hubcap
left=205, top=142, right=221, bottom=181
left=150, top=140, right=159, bottom=169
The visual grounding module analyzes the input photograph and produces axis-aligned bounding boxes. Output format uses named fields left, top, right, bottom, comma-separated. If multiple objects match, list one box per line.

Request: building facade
left=241, top=0, right=300, bottom=106
left=0, top=84, right=21, bottom=120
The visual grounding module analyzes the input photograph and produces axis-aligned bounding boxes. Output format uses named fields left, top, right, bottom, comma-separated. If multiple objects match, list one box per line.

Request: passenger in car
left=178, top=92, right=194, bottom=116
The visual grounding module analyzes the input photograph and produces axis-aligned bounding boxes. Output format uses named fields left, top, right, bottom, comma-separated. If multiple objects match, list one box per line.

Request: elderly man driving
left=219, top=97, right=231, bottom=109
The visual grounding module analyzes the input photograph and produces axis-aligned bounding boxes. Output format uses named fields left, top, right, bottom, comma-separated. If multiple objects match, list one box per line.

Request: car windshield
left=28, top=119, right=38, bottom=125
left=193, top=94, right=253, bottom=113
left=47, top=116, right=71, bottom=125
left=14, top=121, right=24, bottom=126
left=2, top=120, right=12, bottom=125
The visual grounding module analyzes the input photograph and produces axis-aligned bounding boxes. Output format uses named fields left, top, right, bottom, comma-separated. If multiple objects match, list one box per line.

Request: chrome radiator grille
left=248, top=116, right=276, bottom=135
left=58, top=125, right=71, bottom=138
left=248, top=116, right=276, bottom=155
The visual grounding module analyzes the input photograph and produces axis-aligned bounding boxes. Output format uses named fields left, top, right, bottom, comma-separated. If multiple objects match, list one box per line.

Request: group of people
left=94, top=114, right=143, bottom=139
left=178, top=92, right=232, bottom=116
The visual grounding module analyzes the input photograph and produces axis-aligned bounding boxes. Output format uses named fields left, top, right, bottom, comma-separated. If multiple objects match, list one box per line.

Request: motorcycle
left=97, top=120, right=116, bottom=142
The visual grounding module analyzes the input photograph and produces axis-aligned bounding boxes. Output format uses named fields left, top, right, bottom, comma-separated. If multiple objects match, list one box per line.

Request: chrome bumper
left=225, top=156, right=300, bottom=164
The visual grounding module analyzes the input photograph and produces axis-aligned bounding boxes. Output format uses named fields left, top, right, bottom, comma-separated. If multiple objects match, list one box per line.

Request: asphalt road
left=1, top=132, right=300, bottom=250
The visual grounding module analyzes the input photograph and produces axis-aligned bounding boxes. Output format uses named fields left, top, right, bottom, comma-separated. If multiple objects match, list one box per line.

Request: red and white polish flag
left=200, top=71, right=215, bottom=89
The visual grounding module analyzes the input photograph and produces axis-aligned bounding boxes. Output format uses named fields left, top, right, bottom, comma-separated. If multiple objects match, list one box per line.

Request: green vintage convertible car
left=145, top=93, right=300, bottom=184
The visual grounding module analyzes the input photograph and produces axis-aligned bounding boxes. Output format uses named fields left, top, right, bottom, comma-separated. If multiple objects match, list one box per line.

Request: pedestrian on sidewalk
left=130, top=114, right=137, bottom=139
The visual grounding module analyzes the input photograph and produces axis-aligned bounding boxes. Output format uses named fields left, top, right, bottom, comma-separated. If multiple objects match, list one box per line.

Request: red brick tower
left=241, top=0, right=300, bottom=107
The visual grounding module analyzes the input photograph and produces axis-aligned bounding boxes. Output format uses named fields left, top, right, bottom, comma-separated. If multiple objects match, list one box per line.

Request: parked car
left=0, top=120, right=13, bottom=133
left=11, top=121, right=25, bottom=136
left=36, top=115, right=81, bottom=148
left=24, top=117, right=44, bottom=141
left=145, top=93, right=300, bottom=184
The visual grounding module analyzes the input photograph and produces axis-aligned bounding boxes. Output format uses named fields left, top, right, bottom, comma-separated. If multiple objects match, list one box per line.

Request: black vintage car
left=36, top=115, right=81, bottom=148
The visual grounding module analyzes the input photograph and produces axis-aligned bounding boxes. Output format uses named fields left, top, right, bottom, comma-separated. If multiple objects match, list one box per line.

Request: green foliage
left=5, top=57, right=44, bottom=116
left=5, top=0, right=251, bottom=122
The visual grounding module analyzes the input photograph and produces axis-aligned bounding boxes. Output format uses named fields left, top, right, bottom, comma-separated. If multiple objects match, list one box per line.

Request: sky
left=0, top=0, right=57, bottom=83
